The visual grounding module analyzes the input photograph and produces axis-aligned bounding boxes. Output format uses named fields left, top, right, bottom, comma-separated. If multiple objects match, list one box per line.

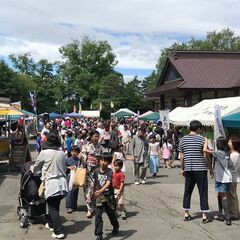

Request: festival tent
left=170, top=96, right=240, bottom=126
left=0, top=103, right=24, bottom=116
left=9, top=109, right=36, bottom=120
left=138, top=112, right=160, bottom=121
left=169, top=107, right=189, bottom=121
left=81, top=110, right=100, bottom=118
left=113, top=111, right=134, bottom=118
left=49, top=112, right=62, bottom=119
left=222, top=112, right=240, bottom=128
left=63, top=112, right=83, bottom=118
left=112, top=108, right=137, bottom=116
left=137, top=111, right=153, bottom=119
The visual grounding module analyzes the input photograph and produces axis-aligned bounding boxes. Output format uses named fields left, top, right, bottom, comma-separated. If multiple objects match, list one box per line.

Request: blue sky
left=0, top=0, right=239, bottom=80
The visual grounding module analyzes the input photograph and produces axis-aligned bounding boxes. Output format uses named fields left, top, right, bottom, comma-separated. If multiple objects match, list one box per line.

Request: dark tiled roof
left=169, top=51, right=240, bottom=89
left=147, top=79, right=183, bottom=97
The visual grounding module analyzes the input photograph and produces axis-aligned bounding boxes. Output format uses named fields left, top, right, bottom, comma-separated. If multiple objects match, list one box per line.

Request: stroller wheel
left=20, top=217, right=28, bottom=228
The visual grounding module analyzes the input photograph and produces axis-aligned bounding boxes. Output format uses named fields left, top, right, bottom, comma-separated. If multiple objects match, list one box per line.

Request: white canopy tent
left=81, top=110, right=100, bottom=118
left=170, top=96, right=240, bottom=126
left=137, top=110, right=153, bottom=119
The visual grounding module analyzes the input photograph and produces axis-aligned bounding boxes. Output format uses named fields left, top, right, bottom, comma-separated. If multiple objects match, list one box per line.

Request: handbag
left=73, top=167, right=87, bottom=187
left=38, top=152, right=56, bottom=198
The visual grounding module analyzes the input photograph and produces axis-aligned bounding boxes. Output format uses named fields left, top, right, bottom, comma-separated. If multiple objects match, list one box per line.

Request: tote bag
left=73, top=167, right=87, bottom=187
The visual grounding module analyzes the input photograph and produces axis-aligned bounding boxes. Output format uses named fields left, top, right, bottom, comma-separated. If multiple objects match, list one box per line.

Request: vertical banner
left=214, top=104, right=226, bottom=140
left=110, top=101, right=114, bottom=109
left=29, top=90, right=36, bottom=114
left=99, top=101, right=103, bottom=111
left=73, top=105, right=77, bottom=113
left=159, top=110, right=169, bottom=134
left=78, top=102, right=82, bottom=114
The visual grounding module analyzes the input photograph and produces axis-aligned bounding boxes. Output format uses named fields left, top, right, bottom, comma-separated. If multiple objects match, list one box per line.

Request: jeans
left=183, top=171, right=209, bottom=212
left=47, top=195, right=64, bottom=235
left=95, top=201, right=119, bottom=236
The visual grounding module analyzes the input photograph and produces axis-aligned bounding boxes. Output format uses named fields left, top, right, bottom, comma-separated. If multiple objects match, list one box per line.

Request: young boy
left=65, top=145, right=82, bottom=213
left=113, top=159, right=126, bottom=220
left=94, top=154, right=119, bottom=240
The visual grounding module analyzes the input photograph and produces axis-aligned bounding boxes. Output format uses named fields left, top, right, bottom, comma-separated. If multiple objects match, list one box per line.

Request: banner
left=159, top=110, right=169, bottom=133
left=110, top=101, right=114, bottom=109
left=99, top=101, right=103, bottom=111
left=78, top=102, right=82, bottom=114
left=214, top=104, right=226, bottom=140
left=29, top=90, right=36, bottom=113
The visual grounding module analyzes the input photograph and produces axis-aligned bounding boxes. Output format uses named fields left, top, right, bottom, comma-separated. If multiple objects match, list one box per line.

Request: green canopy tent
left=9, top=109, right=36, bottom=120
left=113, top=111, right=134, bottom=118
left=222, top=112, right=240, bottom=128
left=138, top=112, right=160, bottom=121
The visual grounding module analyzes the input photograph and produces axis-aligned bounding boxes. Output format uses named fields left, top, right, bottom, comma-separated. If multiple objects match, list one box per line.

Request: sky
left=0, top=0, right=240, bottom=81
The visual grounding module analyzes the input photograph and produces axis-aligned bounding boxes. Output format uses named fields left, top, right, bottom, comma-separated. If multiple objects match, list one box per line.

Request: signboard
left=9, top=142, right=31, bottom=167
left=0, top=138, right=10, bottom=161
left=159, top=110, right=170, bottom=133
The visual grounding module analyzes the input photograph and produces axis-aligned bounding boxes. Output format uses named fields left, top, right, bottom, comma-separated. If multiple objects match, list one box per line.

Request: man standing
left=178, top=120, right=213, bottom=223
left=131, top=127, right=148, bottom=185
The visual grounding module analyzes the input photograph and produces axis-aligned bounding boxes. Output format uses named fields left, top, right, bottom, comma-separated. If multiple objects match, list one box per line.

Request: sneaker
left=121, top=211, right=126, bottom=220
left=112, top=225, right=119, bottom=235
left=51, top=232, right=65, bottom=239
left=134, top=181, right=140, bottom=185
left=67, top=208, right=73, bottom=214
left=96, top=235, right=103, bottom=240
left=225, top=218, right=232, bottom=226
left=141, top=179, right=146, bottom=184
left=45, top=223, right=54, bottom=232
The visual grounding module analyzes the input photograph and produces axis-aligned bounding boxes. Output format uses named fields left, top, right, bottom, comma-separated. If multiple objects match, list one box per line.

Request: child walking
left=112, top=159, right=126, bottom=220
left=112, top=144, right=126, bottom=172
left=148, top=135, right=161, bottom=177
left=162, top=137, right=173, bottom=168
left=94, top=154, right=119, bottom=240
left=204, top=137, right=232, bottom=225
left=65, top=146, right=84, bottom=213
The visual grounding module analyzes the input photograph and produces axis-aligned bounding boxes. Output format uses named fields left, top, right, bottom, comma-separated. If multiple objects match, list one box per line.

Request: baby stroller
left=17, top=161, right=46, bottom=228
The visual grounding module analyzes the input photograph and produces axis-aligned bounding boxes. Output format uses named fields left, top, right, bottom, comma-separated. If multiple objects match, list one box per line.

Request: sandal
left=184, top=215, right=191, bottom=221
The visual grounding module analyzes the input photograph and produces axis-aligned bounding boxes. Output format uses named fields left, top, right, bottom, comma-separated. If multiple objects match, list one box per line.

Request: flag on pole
left=78, top=102, right=82, bottom=114
left=99, top=101, right=103, bottom=111
left=90, top=104, right=93, bottom=110
left=73, top=105, right=77, bottom=113
left=110, top=101, right=114, bottom=109
left=29, top=90, right=36, bottom=114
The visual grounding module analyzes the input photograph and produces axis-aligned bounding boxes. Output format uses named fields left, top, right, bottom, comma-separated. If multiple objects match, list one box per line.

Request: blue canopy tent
left=49, top=112, right=62, bottom=119
left=222, top=112, right=240, bottom=128
left=63, top=112, right=83, bottom=118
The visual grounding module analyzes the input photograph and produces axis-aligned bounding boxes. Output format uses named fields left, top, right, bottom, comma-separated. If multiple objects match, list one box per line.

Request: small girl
left=204, top=136, right=232, bottom=225
left=112, top=144, right=126, bottom=172
left=148, top=135, right=161, bottom=177
left=162, top=137, right=173, bottom=168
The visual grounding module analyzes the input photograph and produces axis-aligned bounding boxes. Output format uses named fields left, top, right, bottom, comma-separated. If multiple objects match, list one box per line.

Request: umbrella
left=138, top=112, right=160, bottom=121
left=49, top=112, right=62, bottom=119
left=222, top=112, right=240, bottom=128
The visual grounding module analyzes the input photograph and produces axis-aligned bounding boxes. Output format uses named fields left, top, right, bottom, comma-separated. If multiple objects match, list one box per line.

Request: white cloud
left=0, top=0, right=240, bottom=71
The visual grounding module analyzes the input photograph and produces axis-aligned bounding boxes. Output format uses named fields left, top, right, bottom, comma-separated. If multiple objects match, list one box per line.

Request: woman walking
left=32, top=132, right=68, bottom=239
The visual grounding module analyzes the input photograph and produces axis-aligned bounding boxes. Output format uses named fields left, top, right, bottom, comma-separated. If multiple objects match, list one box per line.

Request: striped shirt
left=178, top=134, right=207, bottom=171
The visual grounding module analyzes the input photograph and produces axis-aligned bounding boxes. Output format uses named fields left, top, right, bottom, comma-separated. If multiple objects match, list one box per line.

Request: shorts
left=114, top=189, right=124, bottom=205
left=215, top=181, right=230, bottom=193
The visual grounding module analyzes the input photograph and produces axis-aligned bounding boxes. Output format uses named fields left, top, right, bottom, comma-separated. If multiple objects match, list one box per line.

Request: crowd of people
left=30, top=116, right=240, bottom=239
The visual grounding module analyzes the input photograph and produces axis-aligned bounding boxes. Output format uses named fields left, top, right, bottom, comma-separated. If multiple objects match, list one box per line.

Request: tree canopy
left=1, top=28, right=240, bottom=114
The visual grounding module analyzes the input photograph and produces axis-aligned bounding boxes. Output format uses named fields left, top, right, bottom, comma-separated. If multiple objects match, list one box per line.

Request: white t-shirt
left=229, top=151, right=240, bottom=183
left=149, top=142, right=159, bottom=156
